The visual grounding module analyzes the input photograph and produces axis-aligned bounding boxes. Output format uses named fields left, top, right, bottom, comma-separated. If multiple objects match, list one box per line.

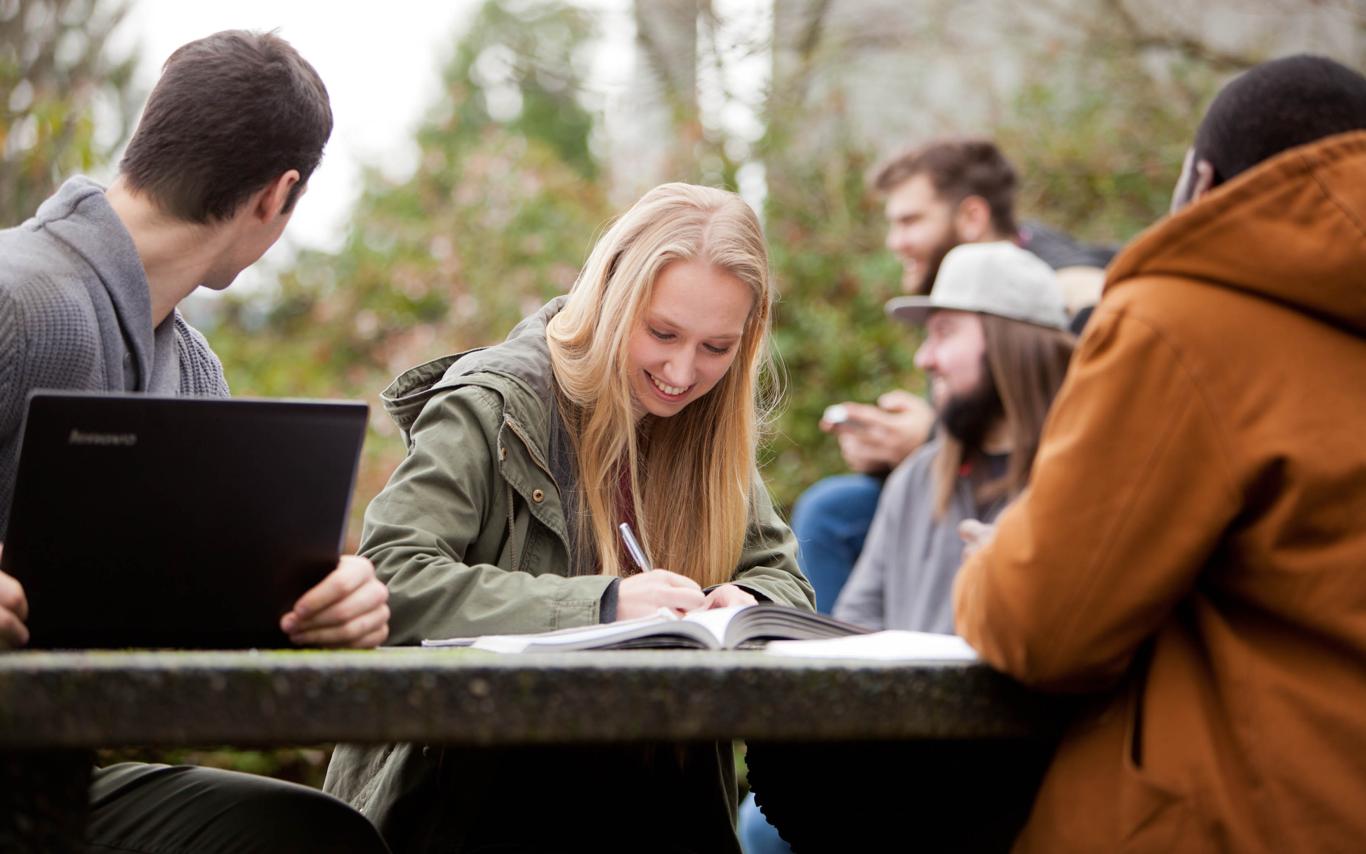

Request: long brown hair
left=933, top=314, right=1074, bottom=516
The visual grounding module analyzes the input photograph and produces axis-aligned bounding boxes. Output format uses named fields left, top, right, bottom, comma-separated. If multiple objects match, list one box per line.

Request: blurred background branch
left=0, top=0, right=139, bottom=224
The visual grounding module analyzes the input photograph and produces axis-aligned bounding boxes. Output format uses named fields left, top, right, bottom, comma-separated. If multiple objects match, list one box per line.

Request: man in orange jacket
left=954, top=55, right=1366, bottom=852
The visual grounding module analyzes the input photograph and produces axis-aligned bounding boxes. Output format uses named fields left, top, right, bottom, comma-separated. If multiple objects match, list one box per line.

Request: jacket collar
left=380, top=296, right=568, bottom=442
left=380, top=298, right=582, bottom=558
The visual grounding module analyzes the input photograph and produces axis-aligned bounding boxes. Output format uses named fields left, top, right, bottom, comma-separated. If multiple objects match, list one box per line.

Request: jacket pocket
left=1118, top=685, right=1192, bottom=852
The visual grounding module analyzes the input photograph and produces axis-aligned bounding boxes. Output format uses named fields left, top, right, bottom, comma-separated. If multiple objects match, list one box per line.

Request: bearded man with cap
left=830, top=241, right=1075, bottom=632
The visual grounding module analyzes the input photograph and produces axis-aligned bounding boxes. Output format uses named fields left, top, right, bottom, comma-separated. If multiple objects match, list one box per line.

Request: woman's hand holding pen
left=616, top=569, right=706, bottom=620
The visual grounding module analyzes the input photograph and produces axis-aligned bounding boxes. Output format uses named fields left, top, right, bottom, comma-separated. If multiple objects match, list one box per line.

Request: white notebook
left=764, top=630, right=979, bottom=662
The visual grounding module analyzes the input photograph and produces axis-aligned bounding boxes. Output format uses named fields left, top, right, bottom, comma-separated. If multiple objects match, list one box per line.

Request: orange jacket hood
left=1106, top=130, right=1366, bottom=336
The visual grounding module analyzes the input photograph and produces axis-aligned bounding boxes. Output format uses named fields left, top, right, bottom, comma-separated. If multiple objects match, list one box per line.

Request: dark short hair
left=872, top=138, right=1018, bottom=236
left=1195, top=54, right=1366, bottom=185
left=119, top=30, right=333, bottom=223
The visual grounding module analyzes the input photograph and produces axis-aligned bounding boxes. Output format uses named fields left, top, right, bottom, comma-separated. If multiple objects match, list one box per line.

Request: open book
left=422, top=604, right=873, bottom=652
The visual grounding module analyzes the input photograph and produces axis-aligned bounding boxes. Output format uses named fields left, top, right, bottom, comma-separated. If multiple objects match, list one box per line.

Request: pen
left=618, top=522, right=653, bottom=573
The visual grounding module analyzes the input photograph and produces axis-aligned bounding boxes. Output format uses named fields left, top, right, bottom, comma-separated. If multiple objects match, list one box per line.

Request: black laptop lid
left=1, top=392, right=368, bottom=649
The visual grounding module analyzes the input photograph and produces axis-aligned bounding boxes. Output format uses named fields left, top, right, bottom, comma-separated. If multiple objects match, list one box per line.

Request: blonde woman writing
left=326, top=183, right=814, bottom=852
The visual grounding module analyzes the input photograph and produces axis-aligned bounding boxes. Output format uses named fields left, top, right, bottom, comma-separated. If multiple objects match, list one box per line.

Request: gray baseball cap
left=886, top=241, right=1069, bottom=330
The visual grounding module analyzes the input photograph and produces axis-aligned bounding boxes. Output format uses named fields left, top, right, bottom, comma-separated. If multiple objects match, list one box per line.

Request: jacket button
left=499, top=446, right=507, bottom=461
left=532, top=489, right=545, bottom=503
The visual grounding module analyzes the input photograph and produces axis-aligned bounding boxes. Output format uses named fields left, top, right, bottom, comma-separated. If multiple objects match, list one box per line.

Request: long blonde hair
left=546, top=183, right=774, bottom=587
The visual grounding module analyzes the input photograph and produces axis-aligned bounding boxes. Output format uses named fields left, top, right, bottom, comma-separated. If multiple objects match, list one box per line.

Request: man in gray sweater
left=0, top=31, right=389, bottom=853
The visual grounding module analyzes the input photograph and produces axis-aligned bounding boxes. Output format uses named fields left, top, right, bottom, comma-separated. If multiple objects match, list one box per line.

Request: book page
left=722, top=604, right=870, bottom=647
left=422, top=609, right=679, bottom=651
left=764, top=630, right=979, bottom=662
left=679, top=604, right=748, bottom=645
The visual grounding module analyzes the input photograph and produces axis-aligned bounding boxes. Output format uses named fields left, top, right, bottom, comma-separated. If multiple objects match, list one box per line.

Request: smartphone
left=822, top=404, right=864, bottom=429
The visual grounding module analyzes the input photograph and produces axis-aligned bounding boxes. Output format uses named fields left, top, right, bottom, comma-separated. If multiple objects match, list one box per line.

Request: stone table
left=0, top=648, right=1061, bottom=850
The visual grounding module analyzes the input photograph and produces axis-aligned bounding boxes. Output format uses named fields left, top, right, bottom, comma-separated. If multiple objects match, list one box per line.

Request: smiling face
left=625, top=259, right=753, bottom=420
left=913, top=309, right=988, bottom=412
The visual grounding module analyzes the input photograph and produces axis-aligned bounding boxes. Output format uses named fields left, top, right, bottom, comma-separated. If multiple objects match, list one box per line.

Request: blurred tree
left=0, top=0, right=138, bottom=226
left=619, top=1, right=768, bottom=194
left=995, top=0, right=1253, bottom=243
left=759, top=4, right=925, bottom=509
left=207, top=0, right=613, bottom=542
left=759, top=132, right=921, bottom=503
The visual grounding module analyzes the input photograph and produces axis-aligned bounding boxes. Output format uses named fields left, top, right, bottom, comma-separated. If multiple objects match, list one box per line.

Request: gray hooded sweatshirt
left=0, top=177, right=227, bottom=537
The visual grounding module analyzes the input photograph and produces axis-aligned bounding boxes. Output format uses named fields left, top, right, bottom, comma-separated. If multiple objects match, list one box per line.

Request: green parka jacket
left=325, top=299, right=814, bottom=853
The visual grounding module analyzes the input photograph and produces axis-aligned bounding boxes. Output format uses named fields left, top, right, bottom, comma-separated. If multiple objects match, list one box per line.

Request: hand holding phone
left=821, top=403, right=862, bottom=430
left=820, top=392, right=935, bottom=473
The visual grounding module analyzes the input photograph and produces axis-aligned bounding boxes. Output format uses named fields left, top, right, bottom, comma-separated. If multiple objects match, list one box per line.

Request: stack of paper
left=764, top=630, right=979, bottom=662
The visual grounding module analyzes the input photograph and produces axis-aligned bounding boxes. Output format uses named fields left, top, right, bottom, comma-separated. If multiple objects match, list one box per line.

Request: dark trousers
left=746, top=739, right=1056, bottom=853
left=87, top=763, right=390, bottom=854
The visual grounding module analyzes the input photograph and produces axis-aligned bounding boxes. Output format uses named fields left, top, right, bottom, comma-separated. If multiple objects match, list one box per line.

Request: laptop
left=1, top=391, right=368, bottom=649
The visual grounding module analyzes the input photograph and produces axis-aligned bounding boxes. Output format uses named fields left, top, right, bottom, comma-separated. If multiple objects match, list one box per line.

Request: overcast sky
left=110, top=0, right=641, bottom=298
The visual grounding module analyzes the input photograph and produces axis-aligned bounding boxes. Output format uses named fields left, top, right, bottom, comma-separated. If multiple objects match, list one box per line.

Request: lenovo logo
left=67, top=429, right=138, bottom=447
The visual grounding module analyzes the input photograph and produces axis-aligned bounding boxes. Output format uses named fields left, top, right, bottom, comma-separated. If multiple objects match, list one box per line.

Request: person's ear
left=1189, top=159, right=1216, bottom=203
left=254, top=170, right=302, bottom=222
left=954, top=195, right=993, bottom=242
left=1171, top=148, right=1217, bottom=214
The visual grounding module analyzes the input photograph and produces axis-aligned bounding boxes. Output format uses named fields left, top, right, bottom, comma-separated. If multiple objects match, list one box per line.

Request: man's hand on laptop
left=279, top=555, right=389, bottom=648
left=0, top=547, right=31, bottom=649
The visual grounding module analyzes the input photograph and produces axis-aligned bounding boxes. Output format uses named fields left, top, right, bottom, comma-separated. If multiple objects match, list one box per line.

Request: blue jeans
left=739, top=790, right=793, bottom=854
left=790, top=473, right=883, bottom=614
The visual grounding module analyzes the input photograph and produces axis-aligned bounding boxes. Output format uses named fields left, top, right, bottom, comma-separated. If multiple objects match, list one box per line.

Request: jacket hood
left=35, top=177, right=161, bottom=388
left=380, top=296, right=567, bottom=435
left=1106, top=130, right=1366, bottom=336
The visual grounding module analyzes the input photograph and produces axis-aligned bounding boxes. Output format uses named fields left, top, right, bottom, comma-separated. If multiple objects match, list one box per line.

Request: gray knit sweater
left=0, top=177, right=228, bottom=537
left=832, top=439, right=1007, bottom=634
